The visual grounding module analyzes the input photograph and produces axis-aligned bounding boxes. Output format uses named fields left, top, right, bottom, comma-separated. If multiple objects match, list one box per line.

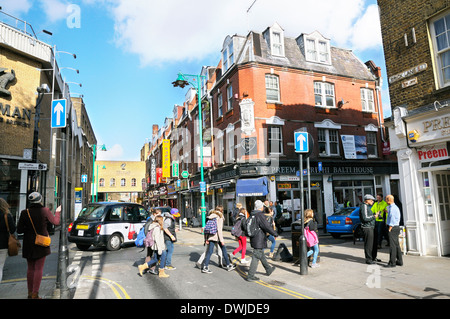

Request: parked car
left=68, top=202, right=149, bottom=251
left=326, top=207, right=361, bottom=239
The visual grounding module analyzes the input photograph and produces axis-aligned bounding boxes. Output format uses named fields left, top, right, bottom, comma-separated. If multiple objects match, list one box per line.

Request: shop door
left=435, top=173, right=450, bottom=256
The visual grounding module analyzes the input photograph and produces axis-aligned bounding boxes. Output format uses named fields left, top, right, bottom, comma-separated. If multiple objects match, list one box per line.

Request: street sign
left=295, top=132, right=309, bottom=153
left=18, top=163, right=47, bottom=170
left=51, top=99, right=67, bottom=128
left=181, top=171, right=189, bottom=179
left=81, top=174, right=88, bottom=183
left=172, top=161, right=179, bottom=178
left=199, top=181, right=206, bottom=193
left=318, top=162, right=323, bottom=172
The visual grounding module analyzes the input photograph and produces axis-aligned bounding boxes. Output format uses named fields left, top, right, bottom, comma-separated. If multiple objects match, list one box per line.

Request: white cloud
left=96, top=144, right=125, bottom=161
left=108, top=0, right=382, bottom=66
left=1, top=0, right=32, bottom=16
left=37, top=0, right=71, bottom=23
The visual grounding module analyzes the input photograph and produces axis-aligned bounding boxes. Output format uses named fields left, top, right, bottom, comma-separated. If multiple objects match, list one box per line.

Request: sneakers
left=202, top=266, right=213, bottom=274
left=226, top=264, right=236, bottom=272
left=247, top=276, right=260, bottom=282
left=165, top=265, right=176, bottom=270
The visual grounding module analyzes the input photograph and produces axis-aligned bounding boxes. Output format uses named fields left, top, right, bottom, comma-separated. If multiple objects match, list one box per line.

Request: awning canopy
left=236, top=177, right=269, bottom=197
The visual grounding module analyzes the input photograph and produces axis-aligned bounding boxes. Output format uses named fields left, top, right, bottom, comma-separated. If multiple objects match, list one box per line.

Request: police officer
left=359, top=194, right=379, bottom=264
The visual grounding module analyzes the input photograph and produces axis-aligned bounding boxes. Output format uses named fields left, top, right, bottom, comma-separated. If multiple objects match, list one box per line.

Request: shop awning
left=236, top=177, right=269, bottom=197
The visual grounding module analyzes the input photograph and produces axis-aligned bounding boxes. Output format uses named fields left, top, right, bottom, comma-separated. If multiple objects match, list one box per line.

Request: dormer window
left=301, top=31, right=331, bottom=65
left=264, top=23, right=285, bottom=57
left=222, top=36, right=234, bottom=72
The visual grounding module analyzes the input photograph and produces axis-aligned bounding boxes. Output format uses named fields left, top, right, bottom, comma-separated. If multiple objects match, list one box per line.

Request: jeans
left=204, top=241, right=230, bottom=267
left=248, top=248, right=272, bottom=278
left=233, top=236, right=247, bottom=259
left=165, top=240, right=174, bottom=266
left=307, top=244, right=319, bottom=264
left=267, top=235, right=276, bottom=253
left=147, top=249, right=167, bottom=269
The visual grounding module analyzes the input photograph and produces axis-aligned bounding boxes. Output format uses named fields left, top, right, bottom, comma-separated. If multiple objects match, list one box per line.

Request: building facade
left=379, top=0, right=450, bottom=256
left=146, top=23, right=398, bottom=228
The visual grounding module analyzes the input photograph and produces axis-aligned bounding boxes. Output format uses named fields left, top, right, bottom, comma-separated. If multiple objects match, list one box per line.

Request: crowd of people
left=0, top=190, right=404, bottom=298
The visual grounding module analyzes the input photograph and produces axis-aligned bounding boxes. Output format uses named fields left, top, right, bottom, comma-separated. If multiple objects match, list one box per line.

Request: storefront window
left=0, top=159, right=21, bottom=219
left=423, top=172, right=433, bottom=221
left=333, top=179, right=374, bottom=209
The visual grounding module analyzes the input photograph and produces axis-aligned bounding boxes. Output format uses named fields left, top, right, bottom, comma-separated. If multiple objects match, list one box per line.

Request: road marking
left=81, top=275, right=131, bottom=299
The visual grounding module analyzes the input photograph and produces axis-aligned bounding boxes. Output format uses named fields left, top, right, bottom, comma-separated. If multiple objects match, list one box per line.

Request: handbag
left=128, top=224, right=136, bottom=240
left=27, top=209, right=51, bottom=247
left=304, top=226, right=319, bottom=248
left=4, top=213, right=21, bottom=256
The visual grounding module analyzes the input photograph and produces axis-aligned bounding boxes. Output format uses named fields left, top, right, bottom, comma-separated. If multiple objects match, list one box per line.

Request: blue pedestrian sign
left=51, top=99, right=67, bottom=128
left=294, top=132, right=309, bottom=153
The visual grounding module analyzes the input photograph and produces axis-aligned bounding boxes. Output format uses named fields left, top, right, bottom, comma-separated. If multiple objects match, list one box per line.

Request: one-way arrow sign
left=51, top=99, right=67, bottom=128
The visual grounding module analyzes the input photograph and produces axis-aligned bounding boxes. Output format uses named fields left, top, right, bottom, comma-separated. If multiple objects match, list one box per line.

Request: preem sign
left=417, top=144, right=449, bottom=163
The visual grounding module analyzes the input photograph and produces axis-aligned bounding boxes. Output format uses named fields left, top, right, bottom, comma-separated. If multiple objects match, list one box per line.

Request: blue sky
left=2, top=0, right=390, bottom=161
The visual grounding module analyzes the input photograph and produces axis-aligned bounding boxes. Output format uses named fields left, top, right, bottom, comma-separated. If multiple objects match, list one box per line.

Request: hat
left=254, top=200, right=264, bottom=210
left=364, top=194, right=376, bottom=201
left=28, top=192, right=42, bottom=204
left=170, top=208, right=180, bottom=218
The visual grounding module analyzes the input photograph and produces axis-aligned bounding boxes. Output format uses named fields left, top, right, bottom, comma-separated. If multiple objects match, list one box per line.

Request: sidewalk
left=176, top=226, right=450, bottom=299
left=2, top=226, right=449, bottom=299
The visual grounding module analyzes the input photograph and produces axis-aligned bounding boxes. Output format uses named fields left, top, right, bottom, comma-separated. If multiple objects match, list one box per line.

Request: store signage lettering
left=150, top=158, right=156, bottom=185
left=417, top=144, right=449, bottom=163
left=162, top=139, right=170, bottom=178
left=0, top=103, right=31, bottom=128
left=423, top=116, right=450, bottom=135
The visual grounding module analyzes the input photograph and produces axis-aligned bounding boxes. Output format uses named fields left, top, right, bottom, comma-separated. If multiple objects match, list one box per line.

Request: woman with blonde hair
left=138, top=215, right=169, bottom=278
left=304, top=209, right=320, bottom=268
left=0, top=198, right=16, bottom=283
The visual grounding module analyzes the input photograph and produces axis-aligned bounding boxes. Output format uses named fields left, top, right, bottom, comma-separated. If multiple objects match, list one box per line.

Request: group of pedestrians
left=360, top=193, right=403, bottom=267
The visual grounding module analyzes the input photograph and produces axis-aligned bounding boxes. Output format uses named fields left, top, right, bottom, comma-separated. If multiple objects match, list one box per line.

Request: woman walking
left=17, top=192, right=60, bottom=299
left=231, top=208, right=249, bottom=264
left=138, top=215, right=169, bottom=278
left=304, top=209, right=320, bottom=268
left=0, top=198, right=17, bottom=283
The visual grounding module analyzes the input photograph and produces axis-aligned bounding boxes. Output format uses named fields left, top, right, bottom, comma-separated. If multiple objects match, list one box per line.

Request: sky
left=2, top=0, right=390, bottom=161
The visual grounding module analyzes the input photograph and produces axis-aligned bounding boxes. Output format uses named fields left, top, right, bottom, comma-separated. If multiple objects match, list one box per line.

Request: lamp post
left=91, top=144, right=107, bottom=203
left=172, top=72, right=207, bottom=227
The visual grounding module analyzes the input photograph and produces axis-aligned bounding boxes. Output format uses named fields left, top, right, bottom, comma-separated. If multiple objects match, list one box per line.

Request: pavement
left=1, top=225, right=450, bottom=299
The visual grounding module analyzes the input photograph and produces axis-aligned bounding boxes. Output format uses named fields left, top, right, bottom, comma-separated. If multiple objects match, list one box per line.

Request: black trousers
left=388, top=226, right=403, bottom=265
left=362, top=227, right=378, bottom=262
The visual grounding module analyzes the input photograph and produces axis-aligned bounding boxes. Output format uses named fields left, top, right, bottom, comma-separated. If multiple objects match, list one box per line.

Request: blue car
left=326, top=207, right=361, bottom=239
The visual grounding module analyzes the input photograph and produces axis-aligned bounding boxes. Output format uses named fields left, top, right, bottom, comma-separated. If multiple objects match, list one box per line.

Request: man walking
left=247, top=200, right=278, bottom=282
left=385, top=195, right=403, bottom=267
left=359, top=194, right=379, bottom=264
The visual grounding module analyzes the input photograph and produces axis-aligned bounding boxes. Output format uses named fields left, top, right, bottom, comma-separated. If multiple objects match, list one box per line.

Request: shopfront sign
left=417, top=144, right=449, bottom=163
left=406, top=111, right=450, bottom=144
left=0, top=103, right=32, bottom=128
left=162, top=139, right=171, bottom=178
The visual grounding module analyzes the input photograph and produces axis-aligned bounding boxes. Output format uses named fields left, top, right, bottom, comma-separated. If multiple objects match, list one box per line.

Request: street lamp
left=172, top=72, right=207, bottom=228
left=91, top=144, right=107, bottom=203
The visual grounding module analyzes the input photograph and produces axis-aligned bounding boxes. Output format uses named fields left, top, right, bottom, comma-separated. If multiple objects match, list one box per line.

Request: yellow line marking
left=81, top=275, right=131, bottom=299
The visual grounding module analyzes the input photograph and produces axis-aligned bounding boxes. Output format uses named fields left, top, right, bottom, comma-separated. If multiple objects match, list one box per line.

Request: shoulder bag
left=4, top=213, right=21, bottom=256
left=27, top=209, right=51, bottom=247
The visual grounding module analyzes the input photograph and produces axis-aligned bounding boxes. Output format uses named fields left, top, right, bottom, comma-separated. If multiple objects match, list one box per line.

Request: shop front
left=390, top=104, right=450, bottom=256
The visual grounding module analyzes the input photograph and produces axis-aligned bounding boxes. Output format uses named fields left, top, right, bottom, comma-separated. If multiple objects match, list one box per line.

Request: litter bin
left=291, top=220, right=302, bottom=261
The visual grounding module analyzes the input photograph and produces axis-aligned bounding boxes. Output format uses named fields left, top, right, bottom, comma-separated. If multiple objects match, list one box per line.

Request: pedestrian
left=144, top=208, right=161, bottom=263
left=371, top=193, right=388, bottom=249
left=185, top=204, right=193, bottom=227
left=232, top=202, right=242, bottom=225
left=17, top=192, right=61, bottom=299
left=304, top=209, right=320, bottom=268
left=359, top=194, right=379, bottom=265
left=247, top=200, right=278, bottom=282
left=0, top=198, right=17, bottom=283
left=162, top=208, right=179, bottom=270
left=264, top=204, right=277, bottom=259
left=202, top=209, right=235, bottom=274
left=138, top=216, right=169, bottom=278
left=385, top=195, right=403, bottom=268
left=231, top=208, right=249, bottom=264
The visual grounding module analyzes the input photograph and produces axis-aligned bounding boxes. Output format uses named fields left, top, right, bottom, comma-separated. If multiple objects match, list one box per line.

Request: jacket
left=359, top=203, right=375, bottom=228
left=304, top=219, right=318, bottom=232
left=17, top=204, right=60, bottom=259
left=0, top=211, right=16, bottom=250
left=163, top=213, right=177, bottom=242
left=205, top=212, right=225, bottom=243
left=148, top=222, right=166, bottom=255
left=249, top=210, right=278, bottom=249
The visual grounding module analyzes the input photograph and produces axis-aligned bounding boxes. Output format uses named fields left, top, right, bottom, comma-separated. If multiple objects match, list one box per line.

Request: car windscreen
left=78, top=205, right=107, bottom=220
left=332, top=208, right=355, bottom=216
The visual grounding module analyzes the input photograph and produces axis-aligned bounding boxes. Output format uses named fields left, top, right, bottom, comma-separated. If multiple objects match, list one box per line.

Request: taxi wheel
left=106, top=233, right=122, bottom=251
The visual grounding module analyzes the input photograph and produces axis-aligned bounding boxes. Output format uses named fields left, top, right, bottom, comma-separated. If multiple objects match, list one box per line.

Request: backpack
left=304, top=226, right=319, bottom=248
left=134, top=226, right=146, bottom=247
left=243, top=215, right=259, bottom=237
left=231, top=218, right=244, bottom=237
left=144, top=227, right=155, bottom=248
left=203, top=218, right=218, bottom=235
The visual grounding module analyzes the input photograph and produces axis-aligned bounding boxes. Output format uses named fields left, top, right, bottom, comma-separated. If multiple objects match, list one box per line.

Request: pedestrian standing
left=163, top=208, right=179, bottom=270
left=144, top=208, right=161, bottom=263
left=138, top=216, right=169, bottom=278
left=359, top=194, right=379, bottom=265
left=385, top=195, right=403, bottom=268
left=371, top=193, right=388, bottom=249
left=304, top=209, right=320, bottom=268
left=202, top=209, right=235, bottom=274
left=231, top=208, right=249, bottom=264
left=264, top=205, right=277, bottom=259
left=247, top=200, right=278, bottom=282
left=17, top=192, right=61, bottom=299
left=0, top=198, right=17, bottom=283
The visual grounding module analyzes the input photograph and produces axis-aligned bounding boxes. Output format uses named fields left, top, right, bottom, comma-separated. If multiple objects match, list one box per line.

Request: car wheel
left=106, top=233, right=122, bottom=251
left=76, top=243, right=91, bottom=251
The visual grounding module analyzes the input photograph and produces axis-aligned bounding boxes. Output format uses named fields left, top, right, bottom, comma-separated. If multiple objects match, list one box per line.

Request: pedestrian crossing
left=70, top=249, right=103, bottom=277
